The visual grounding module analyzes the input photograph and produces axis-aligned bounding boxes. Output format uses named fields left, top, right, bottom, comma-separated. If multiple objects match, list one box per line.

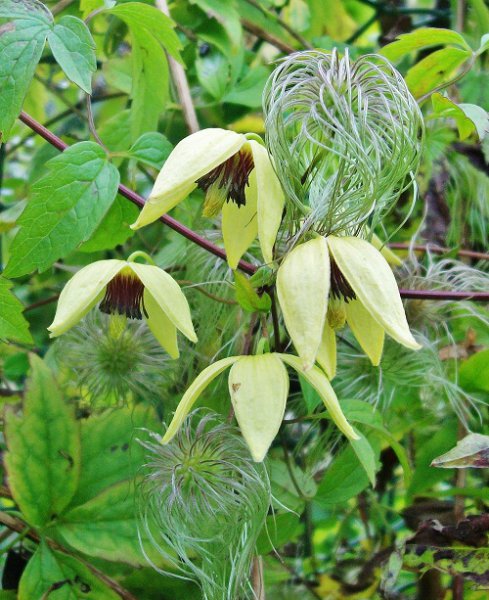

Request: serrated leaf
left=0, top=276, right=33, bottom=344
left=56, top=481, right=158, bottom=567
left=126, top=132, right=173, bottom=169
left=0, top=0, right=53, bottom=140
left=69, top=405, right=159, bottom=507
left=18, top=540, right=119, bottom=600
left=4, top=355, right=80, bottom=528
left=380, top=27, right=471, bottom=62
left=4, top=142, right=120, bottom=277
left=47, top=15, right=96, bottom=94
left=405, top=47, right=472, bottom=99
left=234, top=271, right=271, bottom=313
left=432, top=433, right=489, bottom=468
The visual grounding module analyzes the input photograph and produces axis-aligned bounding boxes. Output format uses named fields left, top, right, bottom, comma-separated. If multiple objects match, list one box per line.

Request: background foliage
left=0, top=0, right=489, bottom=599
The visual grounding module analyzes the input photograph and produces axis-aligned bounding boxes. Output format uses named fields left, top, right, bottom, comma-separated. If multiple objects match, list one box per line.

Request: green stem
left=126, top=250, right=157, bottom=265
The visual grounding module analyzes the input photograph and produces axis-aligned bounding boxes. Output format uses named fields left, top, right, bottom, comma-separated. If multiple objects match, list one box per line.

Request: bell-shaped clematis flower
left=277, top=236, right=421, bottom=377
left=130, top=129, right=285, bottom=269
left=48, top=258, right=197, bottom=358
left=161, top=352, right=358, bottom=462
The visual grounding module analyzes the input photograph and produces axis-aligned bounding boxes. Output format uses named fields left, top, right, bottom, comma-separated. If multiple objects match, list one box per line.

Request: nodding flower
left=276, top=235, right=421, bottom=378
left=161, top=352, right=358, bottom=462
left=130, top=128, right=285, bottom=269
left=48, top=257, right=197, bottom=358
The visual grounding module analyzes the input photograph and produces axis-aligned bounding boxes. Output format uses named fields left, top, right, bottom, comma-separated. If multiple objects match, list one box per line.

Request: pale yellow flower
left=277, top=236, right=420, bottom=376
left=130, top=129, right=284, bottom=269
left=160, top=352, right=358, bottom=462
left=48, top=259, right=197, bottom=358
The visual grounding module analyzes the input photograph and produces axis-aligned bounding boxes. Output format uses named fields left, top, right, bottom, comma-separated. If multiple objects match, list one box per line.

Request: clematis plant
left=160, top=351, right=358, bottom=462
left=130, top=128, right=285, bottom=269
left=277, top=236, right=421, bottom=378
left=48, top=254, right=197, bottom=358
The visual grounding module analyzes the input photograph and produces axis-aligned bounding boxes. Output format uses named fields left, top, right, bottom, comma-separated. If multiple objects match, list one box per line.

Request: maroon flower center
left=196, top=150, right=254, bottom=209
left=99, top=274, right=148, bottom=320
left=330, top=261, right=356, bottom=302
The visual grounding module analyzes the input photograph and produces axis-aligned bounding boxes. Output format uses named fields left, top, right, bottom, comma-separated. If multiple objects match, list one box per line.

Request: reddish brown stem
left=388, top=242, right=489, bottom=262
left=16, top=112, right=489, bottom=302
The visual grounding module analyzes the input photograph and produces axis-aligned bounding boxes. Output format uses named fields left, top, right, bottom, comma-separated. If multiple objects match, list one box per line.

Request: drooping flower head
left=48, top=256, right=197, bottom=358
left=138, top=411, right=270, bottom=600
left=161, top=351, right=358, bottom=462
left=263, top=49, right=423, bottom=238
left=130, top=129, right=285, bottom=269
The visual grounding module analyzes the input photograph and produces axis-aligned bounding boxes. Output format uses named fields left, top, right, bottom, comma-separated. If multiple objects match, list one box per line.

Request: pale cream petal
left=278, top=354, right=358, bottom=441
left=370, top=232, right=403, bottom=267
left=48, top=260, right=125, bottom=337
left=144, top=290, right=179, bottom=358
left=222, top=169, right=258, bottom=270
left=327, top=236, right=421, bottom=351
left=248, top=140, right=284, bottom=265
left=345, top=299, right=385, bottom=366
left=131, top=129, right=245, bottom=229
left=128, top=262, right=197, bottom=343
left=228, top=354, right=289, bottom=462
left=316, top=322, right=337, bottom=379
left=276, top=237, right=330, bottom=370
left=161, top=357, right=239, bottom=443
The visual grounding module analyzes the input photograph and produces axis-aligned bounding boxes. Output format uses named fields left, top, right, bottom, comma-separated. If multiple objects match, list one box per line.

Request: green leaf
left=224, top=65, right=270, bottom=108
left=460, top=349, right=489, bottom=392
left=479, top=33, right=489, bottom=55
left=107, top=3, right=182, bottom=140
left=4, top=142, right=120, bottom=277
left=56, top=481, right=157, bottom=567
left=432, top=433, right=489, bottom=469
left=407, top=419, right=458, bottom=497
left=107, top=3, right=182, bottom=61
left=130, top=26, right=169, bottom=140
left=78, top=195, right=138, bottom=253
left=125, top=132, right=173, bottom=169
left=315, top=443, right=370, bottom=506
left=47, top=16, right=96, bottom=94
left=0, top=276, right=33, bottom=344
left=269, top=458, right=317, bottom=513
left=190, top=0, right=242, bottom=49
left=4, top=355, right=80, bottom=528
left=350, top=427, right=377, bottom=486
left=196, top=48, right=230, bottom=100
left=0, top=0, right=53, bottom=140
left=234, top=271, right=271, bottom=313
left=69, top=405, right=159, bottom=507
left=432, top=93, right=489, bottom=140
left=468, top=0, right=489, bottom=38
left=18, top=540, right=119, bottom=600
left=256, top=513, right=302, bottom=555
left=404, top=544, right=489, bottom=587
left=380, top=27, right=471, bottom=62
left=458, top=103, right=489, bottom=139
left=405, top=47, right=472, bottom=99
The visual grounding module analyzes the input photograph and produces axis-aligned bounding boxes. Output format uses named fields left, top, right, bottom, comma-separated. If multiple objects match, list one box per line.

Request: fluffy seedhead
left=137, top=411, right=271, bottom=600
left=53, top=312, right=173, bottom=406
left=263, top=49, right=423, bottom=244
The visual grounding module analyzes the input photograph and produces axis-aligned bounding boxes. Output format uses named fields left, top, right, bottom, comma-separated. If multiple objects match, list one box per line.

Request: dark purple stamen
left=99, top=274, right=148, bottom=320
left=196, top=150, right=254, bottom=208
left=330, top=261, right=356, bottom=302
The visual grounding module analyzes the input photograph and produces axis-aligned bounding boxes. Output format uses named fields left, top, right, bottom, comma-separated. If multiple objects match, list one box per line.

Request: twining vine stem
left=16, top=111, right=489, bottom=302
